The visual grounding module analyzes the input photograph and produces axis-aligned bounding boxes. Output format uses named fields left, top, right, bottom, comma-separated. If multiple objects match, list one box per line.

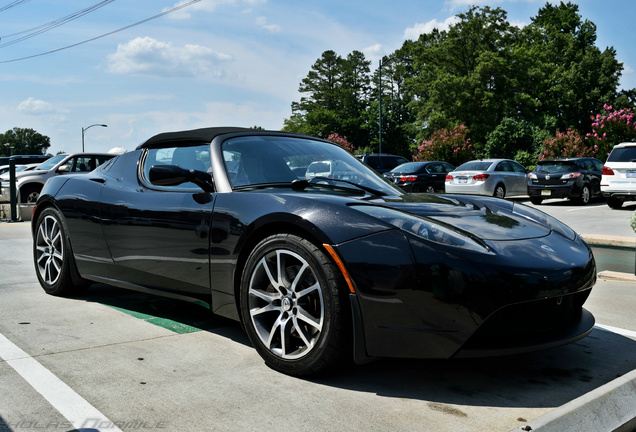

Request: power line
left=0, top=0, right=32, bottom=13
left=0, top=0, right=202, bottom=64
left=0, top=1, right=116, bottom=48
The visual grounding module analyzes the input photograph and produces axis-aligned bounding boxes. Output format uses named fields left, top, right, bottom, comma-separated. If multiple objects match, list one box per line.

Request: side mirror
left=149, top=165, right=215, bottom=193
left=57, top=165, right=71, bottom=173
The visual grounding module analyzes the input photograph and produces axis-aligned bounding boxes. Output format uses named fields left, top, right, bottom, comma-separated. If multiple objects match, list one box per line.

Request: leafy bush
left=326, top=133, right=354, bottom=153
left=413, top=125, right=475, bottom=166
left=539, top=128, right=590, bottom=160
left=585, top=104, right=636, bottom=159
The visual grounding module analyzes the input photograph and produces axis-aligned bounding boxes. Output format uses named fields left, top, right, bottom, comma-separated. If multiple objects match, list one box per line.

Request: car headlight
left=351, top=205, right=493, bottom=254
left=512, top=203, right=576, bottom=240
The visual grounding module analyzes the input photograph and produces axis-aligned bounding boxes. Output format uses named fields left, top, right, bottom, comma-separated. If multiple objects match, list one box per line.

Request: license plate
left=458, top=178, right=468, bottom=184
left=627, top=171, right=636, bottom=178
left=541, top=190, right=551, bottom=196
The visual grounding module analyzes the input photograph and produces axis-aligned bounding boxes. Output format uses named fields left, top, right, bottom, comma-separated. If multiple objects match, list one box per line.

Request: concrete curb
left=511, top=369, right=636, bottom=432
left=582, top=234, right=636, bottom=249
left=597, top=270, right=636, bottom=282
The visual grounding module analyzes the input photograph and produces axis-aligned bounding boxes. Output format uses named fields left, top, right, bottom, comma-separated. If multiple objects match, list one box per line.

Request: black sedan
left=528, top=157, right=604, bottom=205
left=32, top=127, right=596, bottom=376
left=384, top=161, right=455, bottom=193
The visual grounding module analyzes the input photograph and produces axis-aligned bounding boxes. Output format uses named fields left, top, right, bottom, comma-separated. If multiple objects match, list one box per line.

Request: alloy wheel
left=247, top=249, right=324, bottom=360
left=35, top=214, right=64, bottom=286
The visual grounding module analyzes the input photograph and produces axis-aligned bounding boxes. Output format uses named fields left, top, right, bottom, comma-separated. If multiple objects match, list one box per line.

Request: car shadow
left=77, top=283, right=636, bottom=410
left=313, top=328, right=636, bottom=409
left=76, top=283, right=251, bottom=347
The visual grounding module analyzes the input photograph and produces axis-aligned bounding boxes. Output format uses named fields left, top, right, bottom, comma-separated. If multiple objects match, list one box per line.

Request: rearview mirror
left=149, top=165, right=215, bottom=193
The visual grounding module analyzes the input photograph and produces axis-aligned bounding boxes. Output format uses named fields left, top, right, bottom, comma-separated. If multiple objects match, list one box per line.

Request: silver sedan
left=445, top=159, right=528, bottom=198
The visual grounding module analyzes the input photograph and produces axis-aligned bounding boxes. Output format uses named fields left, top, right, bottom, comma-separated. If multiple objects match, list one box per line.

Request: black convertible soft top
left=136, top=127, right=254, bottom=149
left=136, top=127, right=318, bottom=150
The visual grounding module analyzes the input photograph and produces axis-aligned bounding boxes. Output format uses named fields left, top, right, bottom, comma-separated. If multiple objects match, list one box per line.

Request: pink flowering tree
left=326, top=133, right=354, bottom=153
left=585, top=104, right=636, bottom=159
left=413, top=125, right=474, bottom=166
left=539, top=128, right=591, bottom=160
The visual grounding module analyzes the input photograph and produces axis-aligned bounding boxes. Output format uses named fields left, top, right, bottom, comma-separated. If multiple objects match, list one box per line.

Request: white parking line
left=0, top=332, right=123, bottom=431
left=595, top=323, right=636, bottom=339
left=566, top=204, right=607, bottom=212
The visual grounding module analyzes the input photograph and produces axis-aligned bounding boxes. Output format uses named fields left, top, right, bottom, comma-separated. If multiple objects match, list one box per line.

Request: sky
left=1, top=0, right=635, bottom=155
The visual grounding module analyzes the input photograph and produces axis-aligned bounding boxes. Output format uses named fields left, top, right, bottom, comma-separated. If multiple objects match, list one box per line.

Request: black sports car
left=32, top=127, right=596, bottom=376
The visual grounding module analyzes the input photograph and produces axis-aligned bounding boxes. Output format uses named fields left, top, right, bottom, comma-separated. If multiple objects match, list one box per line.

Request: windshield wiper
left=292, top=177, right=387, bottom=196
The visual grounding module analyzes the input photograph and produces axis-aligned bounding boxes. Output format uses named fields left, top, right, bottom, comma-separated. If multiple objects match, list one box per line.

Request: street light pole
left=378, top=56, right=412, bottom=155
left=82, top=124, right=107, bottom=152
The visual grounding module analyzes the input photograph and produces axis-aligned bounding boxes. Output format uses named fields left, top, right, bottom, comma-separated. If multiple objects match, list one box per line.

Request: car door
left=99, top=144, right=215, bottom=296
left=509, top=160, right=528, bottom=195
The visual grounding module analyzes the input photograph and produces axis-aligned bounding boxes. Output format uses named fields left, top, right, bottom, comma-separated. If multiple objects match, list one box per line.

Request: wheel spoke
left=295, top=305, right=322, bottom=331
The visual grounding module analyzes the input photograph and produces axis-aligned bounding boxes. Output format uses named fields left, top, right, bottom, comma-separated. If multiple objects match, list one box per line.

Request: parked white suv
left=601, top=142, right=636, bottom=208
left=0, top=152, right=115, bottom=204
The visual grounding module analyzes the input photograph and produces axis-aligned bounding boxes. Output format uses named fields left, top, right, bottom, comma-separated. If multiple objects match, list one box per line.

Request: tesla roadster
left=32, top=127, right=596, bottom=376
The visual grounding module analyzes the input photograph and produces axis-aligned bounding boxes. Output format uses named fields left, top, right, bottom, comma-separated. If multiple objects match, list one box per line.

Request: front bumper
left=336, top=229, right=596, bottom=360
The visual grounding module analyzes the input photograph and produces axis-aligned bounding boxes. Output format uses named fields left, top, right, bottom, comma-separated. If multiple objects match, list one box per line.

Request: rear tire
left=240, top=233, right=349, bottom=376
left=33, top=207, right=88, bottom=296
left=606, top=196, right=623, bottom=209
left=530, top=197, right=543, bottom=205
left=493, top=184, right=506, bottom=199
left=573, top=184, right=591, bottom=205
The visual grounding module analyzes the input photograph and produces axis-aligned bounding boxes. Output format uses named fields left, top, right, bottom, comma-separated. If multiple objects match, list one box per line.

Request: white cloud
left=255, top=16, right=281, bottom=33
left=17, top=97, right=66, bottom=115
left=403, top=16, right=461, bottom=40
left=106, top=37, right=232, bottom=77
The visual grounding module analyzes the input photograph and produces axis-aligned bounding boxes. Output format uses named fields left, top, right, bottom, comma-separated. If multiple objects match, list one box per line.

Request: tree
left=0, top=127, right=50, bottom=156
left=284, top=50, right=373, bottom=148
left=407, top=6, right=519, bottom=149
left=525, top=2, right=622, bottom=131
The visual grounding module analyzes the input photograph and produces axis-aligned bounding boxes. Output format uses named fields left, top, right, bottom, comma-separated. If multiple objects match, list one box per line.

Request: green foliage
left=484, top=118, right=534, bottom=160
left=0, top=127, right=50, bottom=156
left=413, top=125, right=475, bottom=166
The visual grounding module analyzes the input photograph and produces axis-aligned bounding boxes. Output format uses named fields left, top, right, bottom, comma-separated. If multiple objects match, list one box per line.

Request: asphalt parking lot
left=1, top=198, right=635, bottom=432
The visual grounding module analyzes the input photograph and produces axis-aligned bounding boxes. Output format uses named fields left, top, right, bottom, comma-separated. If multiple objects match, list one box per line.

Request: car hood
left=376, top=193, right=551, bottom=241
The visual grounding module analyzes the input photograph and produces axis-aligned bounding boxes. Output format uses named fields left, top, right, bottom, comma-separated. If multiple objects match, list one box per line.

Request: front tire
left=20, top=184, right=41, bottom=204
left=240, top=233, right=349, bottom=376
left=33, top=207, right=88, bottom=296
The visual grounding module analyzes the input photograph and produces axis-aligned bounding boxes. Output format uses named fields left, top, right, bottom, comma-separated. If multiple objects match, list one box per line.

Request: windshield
left=456, top=161, right=493, bottom=171
left=390, top=162, right=424, bottom=174
left=35, top=154, right=67, bottom=171
left=222, top=136, right=402, bottom=196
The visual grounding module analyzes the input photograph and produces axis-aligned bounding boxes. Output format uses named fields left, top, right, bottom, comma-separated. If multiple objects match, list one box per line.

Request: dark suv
left=355, top=154, right=409, bottom=174
left=527, top=157, right=603, bottom=205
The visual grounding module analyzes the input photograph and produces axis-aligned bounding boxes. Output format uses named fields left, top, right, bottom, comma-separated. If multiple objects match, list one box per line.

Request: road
left=0, top=199, right=635, bottom=432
